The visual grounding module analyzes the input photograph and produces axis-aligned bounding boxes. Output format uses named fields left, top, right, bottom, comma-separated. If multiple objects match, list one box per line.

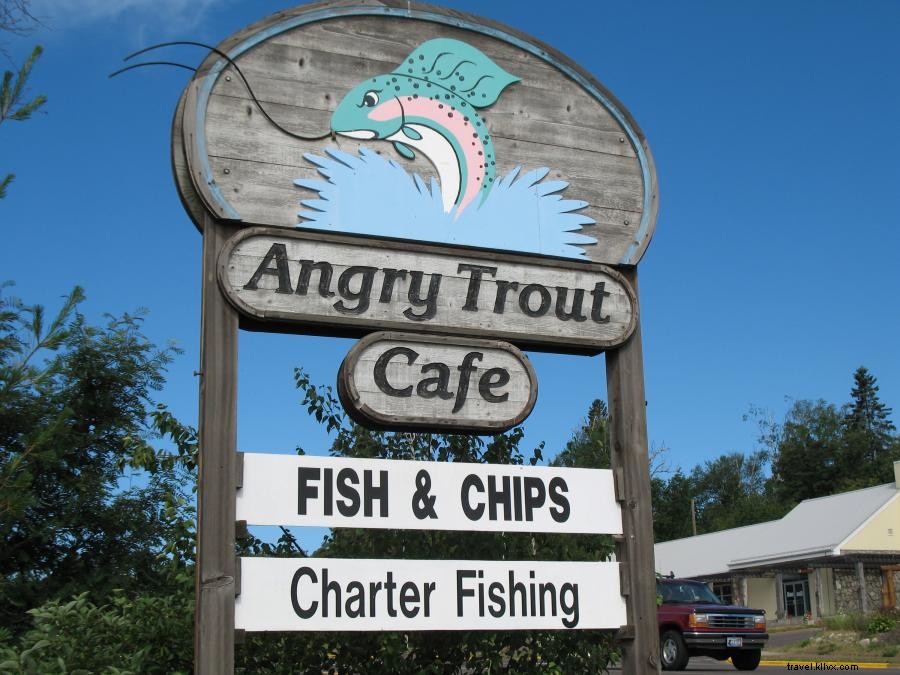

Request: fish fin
left=403, top=38, right=519, bottom=108
left=393, top=141, right=416, bottom=160
left=402, top=126, right=423, bottom=140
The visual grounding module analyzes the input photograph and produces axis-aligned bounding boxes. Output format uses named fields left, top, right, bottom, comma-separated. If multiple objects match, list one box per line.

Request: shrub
left=868, top=614, right=897, bottom=635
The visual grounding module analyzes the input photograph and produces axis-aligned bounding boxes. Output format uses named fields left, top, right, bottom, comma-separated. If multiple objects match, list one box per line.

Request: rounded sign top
left=173, top=1, right=658, bottom=265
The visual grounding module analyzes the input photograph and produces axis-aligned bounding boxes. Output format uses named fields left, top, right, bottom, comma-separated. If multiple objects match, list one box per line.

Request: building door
left=784, top=580, right=809, bottom=617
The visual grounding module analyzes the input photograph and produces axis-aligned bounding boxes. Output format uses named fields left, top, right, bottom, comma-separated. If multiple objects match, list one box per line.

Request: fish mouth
left=333, top=129, right=377, bottom=140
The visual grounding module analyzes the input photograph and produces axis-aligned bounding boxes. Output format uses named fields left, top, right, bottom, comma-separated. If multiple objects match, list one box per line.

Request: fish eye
left=362, top=90, right=379, bottom=107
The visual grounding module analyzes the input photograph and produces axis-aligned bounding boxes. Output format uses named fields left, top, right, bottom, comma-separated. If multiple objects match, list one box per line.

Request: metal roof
left=654, top=482, right=899, bottom=578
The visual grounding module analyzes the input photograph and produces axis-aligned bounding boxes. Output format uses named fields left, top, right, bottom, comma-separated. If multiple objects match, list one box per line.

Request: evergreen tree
left=840, top=366, right=898, bottom=488
left=651, top=469, right=695, bottom=542
left=1, top=42, right=46, bottom=198
left=0, top=285, right=191, bottom=632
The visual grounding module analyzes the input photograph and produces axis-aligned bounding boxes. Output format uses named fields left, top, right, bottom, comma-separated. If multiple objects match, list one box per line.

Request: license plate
left=727, top=637, right=743, bottom=648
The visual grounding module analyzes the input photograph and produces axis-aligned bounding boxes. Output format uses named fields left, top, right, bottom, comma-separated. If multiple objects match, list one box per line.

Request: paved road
left=609, top=657, right=900, bottom=672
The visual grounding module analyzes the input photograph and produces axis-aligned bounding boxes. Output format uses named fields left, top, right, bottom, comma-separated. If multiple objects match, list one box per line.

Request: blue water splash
left=295, top=147, right=597, bottom=259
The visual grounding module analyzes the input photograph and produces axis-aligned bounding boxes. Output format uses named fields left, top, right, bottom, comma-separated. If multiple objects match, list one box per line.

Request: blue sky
left=3, top=0, right=899, bottom=487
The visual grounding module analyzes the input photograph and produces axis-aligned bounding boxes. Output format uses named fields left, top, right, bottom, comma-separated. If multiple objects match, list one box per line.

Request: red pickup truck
left=657, top=577, right=768, bottom=671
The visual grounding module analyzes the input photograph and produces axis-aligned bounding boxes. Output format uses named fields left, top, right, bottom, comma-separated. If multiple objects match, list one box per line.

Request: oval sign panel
left=173, top=2, right=657, bottom=266
left=338, top=332, right=537, bottom=433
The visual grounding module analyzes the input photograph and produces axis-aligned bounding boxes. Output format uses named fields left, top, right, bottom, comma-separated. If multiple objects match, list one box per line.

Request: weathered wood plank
left=203, top=155, right=642, bottom=262
left=605, top=268, right=661, bottom=674
left=338, top=332, right=537, bottom=432
left=219, top=227, right=637, bottom=353
left=179, top=1, right=656, bottom=267
left=195, top=217, right=240, bottom=674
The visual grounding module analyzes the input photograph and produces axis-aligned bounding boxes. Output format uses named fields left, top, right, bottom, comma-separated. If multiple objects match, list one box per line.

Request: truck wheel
left=660, top=629, right=689, bottom=670
left=731, top=649, right=761, bottom=670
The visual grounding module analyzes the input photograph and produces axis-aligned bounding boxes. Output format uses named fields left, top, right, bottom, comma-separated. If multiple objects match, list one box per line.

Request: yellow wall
left=746, top=577, right=777, bottom=617
left=842, top=495, right=900, bottom=551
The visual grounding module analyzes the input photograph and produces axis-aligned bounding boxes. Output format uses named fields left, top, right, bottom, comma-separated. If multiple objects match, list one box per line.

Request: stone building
left=654, top=461, right=900, bottom=622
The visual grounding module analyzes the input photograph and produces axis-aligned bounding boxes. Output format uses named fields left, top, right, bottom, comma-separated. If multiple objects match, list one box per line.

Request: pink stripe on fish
left=370, top=95, right=487, bottom=215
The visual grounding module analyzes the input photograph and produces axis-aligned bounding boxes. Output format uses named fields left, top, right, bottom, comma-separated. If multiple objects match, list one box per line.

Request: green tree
left=552, top=398, right=608, bottom=469
left=689, top=451, right=780, bottom=533
left=765, top=368, right=899, bottom=505
left=768, top=399, right=844, bottom=504
left=841, top=366, right=898, bottom=488
left=0, top=285, right=193, bottom=633
left=651, top=469, right=696, bottom=542
left=1, top=44, right=45, bottom=198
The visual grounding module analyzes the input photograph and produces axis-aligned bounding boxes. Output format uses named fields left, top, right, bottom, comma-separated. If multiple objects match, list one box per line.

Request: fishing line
left=110, top=40, right=332, bottom=141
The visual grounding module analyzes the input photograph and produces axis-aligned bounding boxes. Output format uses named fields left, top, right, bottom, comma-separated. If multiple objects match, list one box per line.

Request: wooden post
left=606, top=267, right=660, bottom=674
left=195, top=216, right=240, bottom=673
left=857, top=560, right=868, bottom=615
left=814, top=568, right=822, bottom=619
left=775, top=572, right=784, bottom=620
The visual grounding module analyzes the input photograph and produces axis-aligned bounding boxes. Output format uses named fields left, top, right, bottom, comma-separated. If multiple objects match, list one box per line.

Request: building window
left=712, top=581, right=733, bottom=604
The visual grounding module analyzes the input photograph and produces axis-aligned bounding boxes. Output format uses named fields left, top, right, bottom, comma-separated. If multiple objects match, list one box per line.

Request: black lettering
left=373, top=347, right=417, bottom=397
left=519, top=283, right=551, bottom=317
left=523, top=477, right=546, bottom=521
left=590, top=282, right=611, bottom=323
left=334, top=266, right=376, bottom=314
left=243, top=242, right=292, bottom=293
left=336, top=468, right=360, bottom=517
left=478, top=367, right=510, bottom=403
left=423, top=582, right=436, bottom=617
left=416, top=362, right=454, bottom=399
left=323, top=467, right=333, bottom=516
left=488, top=475, right=512, bottom=521
left=493, top=280, right=518, bottom=314
left=399, top=582, right=420, bottom=618
left=457, top=569, right=476, bottom=616
left=560, top=583, right=580, bottom=627
left=385, top=571, right=398, bottom=618
left=345, top=581, right=365, bottom=618
left=461, top=474, right=485, bottom=520
left=404, top=270, right=442, bottom=321
left=290, top=566, right=317, bottom=619
left=513, top=475, right=522, bottom=521
left=297, top=467, right=319, bottom=515
left=457, top=263, right=497, bottom=311
left=295, top=259, right=335, bottom=297
left=453, top=351, right=483, bottom=414
left=378, top=268, right=407, bottom=302
left=539, top=582, right=558, bottom=617
left=488, top=582, right=506, bottom=618
left=509, top=570, right=527, bottom=617
left=549, top=477, right=570, bottom=522
left=321, top=567, right=341, bottom=618
left=555, top=287, right=588, bottom=322
left=364, top=470, right=389, bottom=517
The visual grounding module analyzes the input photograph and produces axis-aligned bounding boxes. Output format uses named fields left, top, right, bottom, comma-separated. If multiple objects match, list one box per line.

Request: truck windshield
left=658, top=581, right=722, bottom=604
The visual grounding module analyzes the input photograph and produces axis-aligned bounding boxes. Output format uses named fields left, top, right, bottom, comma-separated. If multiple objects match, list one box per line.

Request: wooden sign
left=236, top=452, right=622, bottom=535
left=337, top=332, right=536, bottom=432
left=172, top=2, right=658, bottom=266
left=219, top=227, right=637, bottom=353
left=236, top=557, right=626, bottom=631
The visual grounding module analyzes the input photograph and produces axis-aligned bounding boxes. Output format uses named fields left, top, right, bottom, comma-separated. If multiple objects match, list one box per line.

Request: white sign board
left=220, top=227, right=637, bottom=353
left=236, top=557, right=625, bottom=631
left=236, top=453, right=621, bottom=535
left=338, top=332, right=537, bottom=433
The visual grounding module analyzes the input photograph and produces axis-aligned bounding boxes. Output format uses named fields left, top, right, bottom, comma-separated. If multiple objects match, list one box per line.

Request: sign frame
left=169, top=2, right=662, bottom=672
left=218, top=225, right=638, bottom=355
left=337, top=332, right=538, bottom=433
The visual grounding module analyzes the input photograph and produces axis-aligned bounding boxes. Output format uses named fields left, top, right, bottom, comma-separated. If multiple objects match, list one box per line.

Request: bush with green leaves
left=868, top=612, right=898, bottom=635
left=0, top=583, right=193, bottom=674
